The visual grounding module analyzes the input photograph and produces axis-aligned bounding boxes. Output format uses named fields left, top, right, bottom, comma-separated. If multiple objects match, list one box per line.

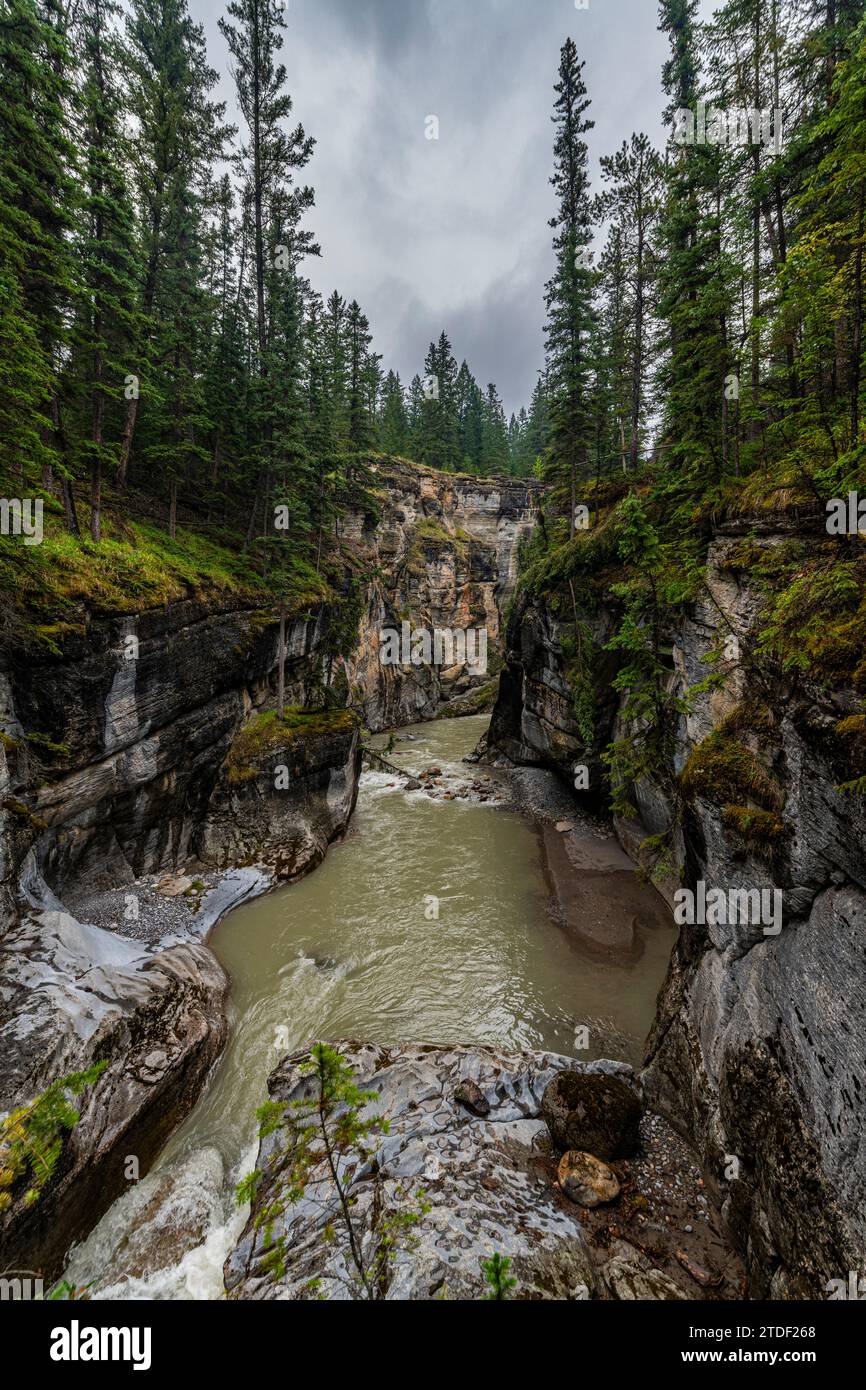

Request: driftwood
left=360, top=746, right=415, bottom=780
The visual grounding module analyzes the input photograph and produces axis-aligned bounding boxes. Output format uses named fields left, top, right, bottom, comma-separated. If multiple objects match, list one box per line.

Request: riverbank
left=227, top=1041, right=746, bottom=1301
left=53, top=712, right=743, bottom=1301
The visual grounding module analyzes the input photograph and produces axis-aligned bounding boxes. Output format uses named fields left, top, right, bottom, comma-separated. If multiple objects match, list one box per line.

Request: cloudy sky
left=189, top=0, right=694, bottom=416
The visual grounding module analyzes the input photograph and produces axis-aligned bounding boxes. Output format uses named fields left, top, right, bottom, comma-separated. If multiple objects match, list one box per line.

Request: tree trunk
left=277, top=598, right=286, bottom=718
left=62, top=477, right=81, bottom=537
left=117, top=396, right=138, bottom=490
left=851, top=179, right=864, bottom=443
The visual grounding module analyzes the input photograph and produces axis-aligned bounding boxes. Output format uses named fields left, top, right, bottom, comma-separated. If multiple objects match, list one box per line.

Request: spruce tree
left=480, top=383, right=509, bottom=475
left=67, top=0, right=140, bottom=541
left=597, top=133, right=663, bottom=470
left=543, top=38, right=597, bottom=530
left=0, top=0, right=77, bottom=499
left=379, top=370, right=408, bottom=454
left=220, top=0, right=316, bottom=547
left=655, top=0, right=731, bottom=483
left=122, top=0, right=231, bottom=502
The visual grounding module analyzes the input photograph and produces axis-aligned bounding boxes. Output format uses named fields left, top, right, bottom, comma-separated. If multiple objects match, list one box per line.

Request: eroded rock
left=225, top=1043, right=634, bottom=1301
left=542, top=1070, right=641, bottom=1160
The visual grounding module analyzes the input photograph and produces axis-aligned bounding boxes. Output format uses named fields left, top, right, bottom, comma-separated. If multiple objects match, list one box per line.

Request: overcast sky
left=189, top=0, right=694, bottom=416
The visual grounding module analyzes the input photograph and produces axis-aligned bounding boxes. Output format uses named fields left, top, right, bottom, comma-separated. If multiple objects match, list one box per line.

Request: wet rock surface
left=0, top=893, right=229, bottom=1282
left=485, top=526, right=866, bottom=1294
left=343, top=462, right=543, bottom=731
left=225, top=1042, right=740, bottom=1301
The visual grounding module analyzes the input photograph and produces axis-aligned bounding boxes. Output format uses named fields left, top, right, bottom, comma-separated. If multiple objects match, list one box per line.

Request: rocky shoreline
left=0, top=465, right=543, bottom=1285
left=0, top=718, right=361, bottom=1282
left=226, top=1041, right=744, bottom=1301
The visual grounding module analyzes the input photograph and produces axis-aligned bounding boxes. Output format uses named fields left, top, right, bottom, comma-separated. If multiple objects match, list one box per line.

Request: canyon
left=0, top=462, right=541, bottom=1277
left=1, top=465, right=861, bottom=1300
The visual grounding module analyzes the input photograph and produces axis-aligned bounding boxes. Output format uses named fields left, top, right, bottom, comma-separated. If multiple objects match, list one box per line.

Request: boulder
left=542, top=1070, right=641, bottom=1160
left=557, top=1150, right=620, bottom=1207
left=604, top=1246, right=690, bottom=1301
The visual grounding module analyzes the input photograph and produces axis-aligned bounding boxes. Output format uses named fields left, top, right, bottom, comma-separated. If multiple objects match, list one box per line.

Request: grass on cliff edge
left=226, top=707, right=360, bottom=784
left=0, top=492, right=334, bottom=648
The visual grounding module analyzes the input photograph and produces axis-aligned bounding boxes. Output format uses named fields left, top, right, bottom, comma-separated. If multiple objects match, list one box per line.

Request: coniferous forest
left=3, top=1, right=865, bottom=613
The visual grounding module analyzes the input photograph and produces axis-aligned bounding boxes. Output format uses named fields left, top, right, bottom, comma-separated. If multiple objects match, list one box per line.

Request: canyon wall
left=486, top=517, right=866, bottom=1298
left=344, top=461, right=543, bottom=729
left=0, top=597, right=359, bottom=1277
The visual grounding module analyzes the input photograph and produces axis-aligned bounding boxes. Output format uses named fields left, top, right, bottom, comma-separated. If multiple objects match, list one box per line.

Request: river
left=63, top=713, right=676, bottom=1300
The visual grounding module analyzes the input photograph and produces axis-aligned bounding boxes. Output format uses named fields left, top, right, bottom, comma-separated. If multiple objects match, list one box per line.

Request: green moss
left=680, top=732, right=784, bottom=812
left=25, top=731, right=72, bottom=760
left=721, top=804, right=790, bottom=847
left=755, top=554, right=866, bottom=690
left=225, top=707, right=359, bottom=784
left=717, top=699, right=777, bottom=738
left=2, top=797, right=48, bottom=832
left=0, top=731, right=19, bottom=752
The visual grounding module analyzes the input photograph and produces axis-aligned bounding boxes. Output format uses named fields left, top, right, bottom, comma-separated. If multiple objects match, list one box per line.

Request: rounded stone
left=542, top=1070, right=641, bottom=1160
left=557, top=1150, right=621, bottom=1207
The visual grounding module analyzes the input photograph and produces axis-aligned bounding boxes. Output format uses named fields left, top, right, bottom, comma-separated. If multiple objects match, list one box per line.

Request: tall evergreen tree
left=219, top=0, right=316, bottom=545
left=0, top=0, right=77, bottom=509
left=543, top=38, right=597, bottom=530
left=379, top=369, right=408, bottom=454
left=121, top=0, right=231, bottom=494
left=655, top=0, right=731, bottom=483
left=597, top=133, right=663, bottom=470
left=67, top=0, right=140, bottom=541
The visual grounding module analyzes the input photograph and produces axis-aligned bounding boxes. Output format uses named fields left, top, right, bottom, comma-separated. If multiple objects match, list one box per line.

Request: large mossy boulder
left=542, top=1070, right=641, bottom=1160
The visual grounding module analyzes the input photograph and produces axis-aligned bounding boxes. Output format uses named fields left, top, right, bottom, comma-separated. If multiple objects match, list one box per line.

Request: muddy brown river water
left=64, top=713, right=677, bottom=1299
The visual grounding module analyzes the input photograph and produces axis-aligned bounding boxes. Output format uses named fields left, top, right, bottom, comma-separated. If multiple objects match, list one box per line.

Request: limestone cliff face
left=343, top=461, right=544, bottom=729
left=0, top=598, right=357, bottom=1279
left=486, top=520, right=866, bottom=1297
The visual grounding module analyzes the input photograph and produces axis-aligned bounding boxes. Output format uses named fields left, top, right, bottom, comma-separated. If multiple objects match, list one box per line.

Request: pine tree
left=0, top=0, right=77, bottom=503
left=121, top=0, right=231, bottom=496
left=67, top=0, right=140, bottom=541
left=597, top=133, right=663, bottom=470
left=543, top=38, right=597, bottom=529
left=379, top=370, right=408, bottom=454
left=418, top=332, right=461, bottom=470
left=596, top=222, right=632, bottom=476
left=406, top=373, right=426, bottom=458
left=219, top=0, right=317, bottom=546
left=480, top=383, right=509, bottom=475
left=655, top=0, right=731, bottom=484
left=346, top=298, right=377, bottom=453
left=200, top=174, right=250, bottom=514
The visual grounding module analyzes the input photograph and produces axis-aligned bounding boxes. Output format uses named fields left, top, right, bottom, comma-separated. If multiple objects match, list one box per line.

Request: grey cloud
left=191, top=0, right=670, bottom=414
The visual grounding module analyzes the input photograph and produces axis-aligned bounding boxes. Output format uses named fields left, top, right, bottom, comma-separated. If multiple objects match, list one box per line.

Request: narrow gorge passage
left=62, top=713, right=677, bottom=1300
